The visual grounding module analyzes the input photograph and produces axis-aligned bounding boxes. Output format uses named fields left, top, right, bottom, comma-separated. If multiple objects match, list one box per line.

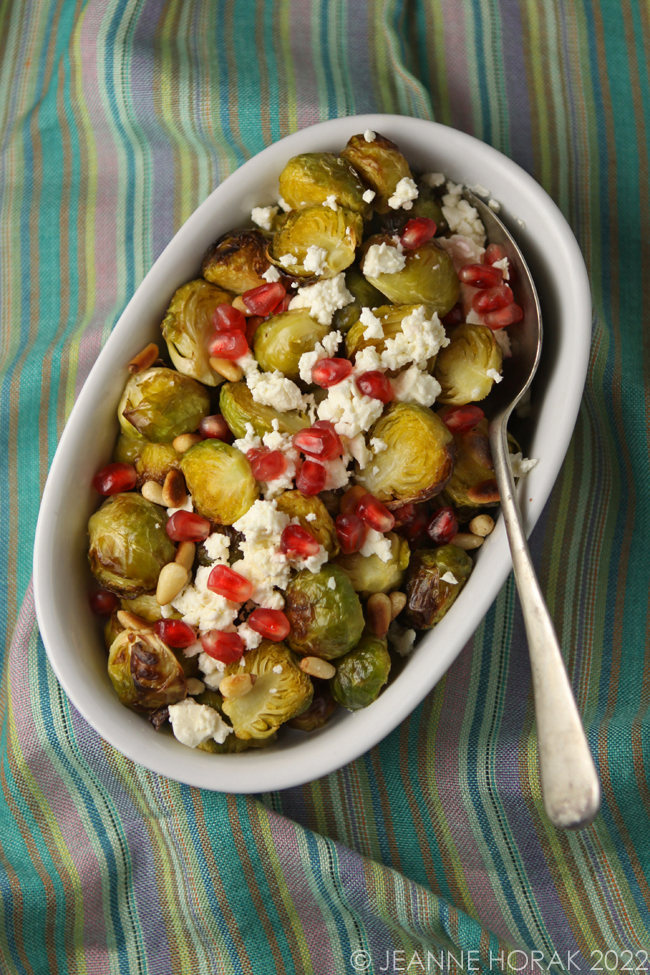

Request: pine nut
left=162, top=469, right=187, bottom=508
left=367, top=593, right=391, bottom=637
left=232, top=295, right=253, bottom=316
left=389, top=591, right=407, bottom=620
left=469, top=514, right=495, bottom=537
left=172, top=433, right=202, bottom=453
left=128, top=342, right=159, bottom=373
left=219, top=674, right=257, bottom=699
left=209, top=357, right=243, bottom=382
left=186, top=678, right=205, bottom=696
left=175, top=540, right=195, bottom=572
left=452, top=532, right=485, bottom=550
left=299, top=656, right=336, bottom=680
left=156, top=562, right=189, bottom=605
left=141, top=480, right=165, bottom=505
left=117, top=610, right=152, bottom=632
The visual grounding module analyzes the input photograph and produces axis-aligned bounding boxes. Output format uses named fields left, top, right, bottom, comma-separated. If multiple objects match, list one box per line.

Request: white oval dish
left=33, top=115, right=591, bottom=793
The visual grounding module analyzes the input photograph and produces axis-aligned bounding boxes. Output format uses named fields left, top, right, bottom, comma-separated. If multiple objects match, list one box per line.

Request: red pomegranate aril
left=213, top=303, right=246, bottom=332
left=311, top=357, right=352, bottom=388
left=458, top=263, right=503, bottom=289
left=89, top=590, right=120, bottom=616
left=242, top=282, right=286, bottom=316
left=399, top=506, right=430, bottom=545
left=426, top=507, right=458, bottom=545
left=293, top=423, right=343, bottom=461
left=247, top=608, right=291, bottom=642
left=295, top=460, right=327, bottom=495
left=441, top=405, right=485, bottom=435
left=484, top=303, right=523, bottom=329
left=356, top=371, right=393, bottom=403
left=247, top=447, right=288, bottom=482
left=200, top=629, right=244, bottom=664
left=200, top=414, right=232, bottom=441
left=154, top=619, right=197, bottom=648
left=471, top=283, right=513, bottom=314
left=357, top=493, right=396, bottom=533
left=485, top=243, right=508, bottom=265
left=207, top=564, right=253, bottom=602
left=166, top=510, right=211, bottom=542
left=208, top=329, right=249, bottom=360
left=273, top=293, right=292, bottom=314
left=442, top=302, right=465, bottom=328
left=340, top=484, right=367, bottom=516
left=92, top=462, right=137, bottom=495
left=392, top=502, right=417, bottom=528
left=246, top=315, right=263, bottom=345
left=335, top=513, right=367, bottom=554
left=280, top=524, right=320, bottom=558
left=400, top=217, right=437, bottom=250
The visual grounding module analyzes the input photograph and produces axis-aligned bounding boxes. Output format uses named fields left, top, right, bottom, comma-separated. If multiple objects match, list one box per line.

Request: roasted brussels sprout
left=194, top=689, right=273, bottom=753
left=113, top=433, right=144, bottom=466
left=120, top=593, right=181, bottom=622
left=134, top=442, right=181, bottom=486
left=355, top=403, right=455, bottom=508
left=437, top=416, right=500, bottom=511
left=161, top=279, right=232, bottom=386
left=434, top=324, right=502, bottom=404
left=268, top=207, right=363, bottom=278
left=118, top=367, right=210, bottom=444
left=202, top=229, right=270, bottom=293
left=180, top=438, right=258, bottom=525
left=402, top=545, right=473, bottom=629
left=104, top=610, right=124, bottom=651
left=345, top=303, right=438, bottom=373
left=334, top=532, right=409, bottom=597
left=278, top=152, right=371, bottom=217
left=88, top=493, right=175, bottom=597
left=331, top=635, right=391, bottom=710
left=219, top=380, right=310, bottom=439
left=285, top=564, right=365, bottom=660
left=332, top=265, right=385, bottom=333
left=287, top=681, right=338, bottom=731
left=253, top=309, right=330, bottom=381
left=340, top=132, right=412, bottom=213
left=220, top=641, right=313, bottom=740
left=274, top=490, right=339, bottom=557
left=107, top=628, right=187, bottom=712
left=361, top=235, right=459, bottom=317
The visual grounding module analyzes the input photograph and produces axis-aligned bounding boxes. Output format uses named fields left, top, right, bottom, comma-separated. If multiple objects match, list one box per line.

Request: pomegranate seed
left=295, top=460, right=327, bottom=496
left=208, top=329, right=249, bottom=360
left=166, top=511, right=211, bottom=542
left=441, top=405, right=484, bottom=435
left=213, top=304, right=246, bottom=331
left=280, top=524, right=320, bottom=558
left=442, top=302, right=465, bottom=328
left=484, top=303, right=523, bottom=329
left=92, top=463, right=137, bottom=495
left=485, top=243, right=508, bottom=265
left=357, top=493, right=395, bottom=533
left=426, top=507, right=458, bottom=545
left=273, top=294, right=292, bottom=314
left=154, top=619, right=197, bottom=648
left=200, top=414, right=232, bottom=441
left=398, top=506, right=430, bottom=545
left=335, top=513, right=367, bottom=554
left=392, top=502, right=417, bottom=527
left=458, top=263, right=503, bottom=289
left=293, top=422, right=343, bottom=461
left=200, top=629, right=244, bottom=664
left=471, top=283, right=513, bottom=314
left=207, top=564, right=253, bottom=602
left=247, top=608, right=291, bottom=642
left=246, top=316, right=264, bottom=345
left=247, top=447, right=288, bottom=482
left=340, top=484, right=367, bottom=516
left=89, top=590, right=120, bottom=616
left=400, top=217, right=437, bottom=250
left=311, top=357, right=352, bottom=387
left=242, top=282, right=286, bottom=316
left=356, top=371, right=393, bottom=403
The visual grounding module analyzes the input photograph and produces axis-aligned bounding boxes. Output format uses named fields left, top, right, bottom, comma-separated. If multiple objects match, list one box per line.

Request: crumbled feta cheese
left=323, top=194, right=338, bottom=211
left=232, top=499, right=292, bottom=607
left=167, top=494, right=193, bottom=517
left=321, top=331, right=341, bottom=357
left=305, top=512, right=317, bottom=522
left=492, top=256, right=509, bottom=280
left=251, top=205, right=278, bottom=231
left=317, top=375, right=384, bottom=438
left=185, top=678, right=205, bottom=696
left=232, top=422, right=262, bottom=455
left=237, top=621, right=263, bottom=650
left=360, top=307, right=384, bottom=340
left=171, top=565, right=239, bottom=633
left=272, top=664, right=283, bottom=674
left=372, top=465, right=380, bottom=475
left=421, top=171, right=445, bottom=188
left=360, top=528, right=393, bottom=563
left=488, top=198, right=501, bottom=213
left=364, top=129, right=376, bottom=142
left=471, top=184, right=489, bottom=197
left=441, top=181, right=486, bottom=247
left=370, top=438, right=387, bottom=454
left=327, top=577, right=336, bottom=590
left=435, top=234, right=485, bottom=273
left=510, top=453, right=538, bottom=477
left=388, top=621, right=416, bottom=656
left=289, top=273, right=354, bottom=326
left=278, top=196, right=291, bottom=212
left=353, top=345, right=384, bottom=375
left=291, top=542, right=329, bottom=574
left=441, top=571, right=458, bottom=585
left=247, top=368, right=306, bottom=412
left=278, top=253, right=298, bottom=268
left=380, top=306, right=449, bottom=371
left=160, top=604, right=175, bottom=619
left=168, top=699, right=233, bottom=748
left=255, top=426, right=301, bottom=499
left=362, top=189, right=376, bottom=203
left=313, top=456, right=352, bottom=491
left=390, top=363, right=441, bottom=407
left=363, top=240, right=406, bottom=277
left=262, top=264, right=282, bottom=283
left=202, top=532, right=231, bottom=563
left=388, top=176, right=418, bottom=210
left=303, top=245, right=329, bottom=276
left=198, top=652, right=226, bottom=678
left=347, top=432, right=373, bottom=469
left=486, top=368, right=503, bottom=383
left=298, top=330, right=343, bottom=383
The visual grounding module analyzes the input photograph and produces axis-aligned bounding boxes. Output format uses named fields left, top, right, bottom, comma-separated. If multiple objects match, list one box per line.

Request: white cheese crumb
left=363, top=240, right=406, bottom=277
left=248, top=370, right=305, bottom=412
left=202, top=532, right=231, bottom=563
left=360, top=528, right=392, bottom=563
left=387, top=176, right=418, bottom=211
left=390, top=363, right=441, bottom=407
left=168, top=699, right=233, bottom=748
left=360, top=306, right=384, bottom=340
left=323, top=194, right=338, bottom=211
left=305, top=512, right=317, bottom=522
left=510, top=453, right=538, bottom=478
left=289, top=273, right=354, bottom=326
left=278, top=196, right=291, bottom=213
left=421, top=171, right=445, bottom=188
left=237, top=621, right=263, bottom=650
left=435, top=233, right=485, bottom=272
left=251, top=205, right=278, bottom=231
left=272, top=664, right=283, bottom=674
left=262, top=265, right=282, bottom=283
left=353, top=345, right=384, bottom=375
left=269, top=688, right=277, bottom=694
left=347, top=432, right=373, bottom=470
left=278, top=253, right=298, bottom=268
left=362, top=189, right=376, bottom=203
left=232, top=499, right=291, bottom=607
left=364, top=129, right=376, bottom=142
left=370, top=437, right=387, bottom=454
left=185, top=678, right=205, bottom=696
left=471, top=184, right=489, bottom=197
left=388, top=621, right=416, bottom=657
left=171, top=566, right=239, bottom=634
left=298, top=330, right=343, bottom=383
left=441, top=181, right=486, bottom=247
left=488, top=198, right=501, bottom=212
left=290, top=542, right=329, bottom=574
left=327, top=577, right=336, bottom=590
left=317, top=375, right=384, bottom=439
left=372, top=465, right=380, bottom=475
left=167, top=494, right=193, bottom=517
left=492, top=256, right=509, bottom=280
left=486, top=368, right=503, bottom=383
left=441, top=571, right=458, bottom=585
left=303, top=245, right=329, bottom=276
left=380, top=306, right=449, bottom=371
left=313, top=456, right=351, bottom=491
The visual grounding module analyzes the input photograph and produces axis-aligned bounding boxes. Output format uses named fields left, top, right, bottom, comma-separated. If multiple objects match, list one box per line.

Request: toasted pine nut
left=452, top=532, right=485, bottom=550
left=128, top=342, right=159, bottom=373
left=175, top=540, right=195, bottom=572
left=220, top=674, right=257, bottom=700
left=172, top=433, right=202, bottom=453
left=340, top=484, right=367, bottom=516
left=141, top=480, right=165, bottom=505
left=156, top=562, right=189, bottom=605
left=299, top=656, right=336, bottom=680
left=232, top=295, right=253, bottom=316
left=367, top=592, right=391, bottom=637
left=186, top=678, right=205, bottom=696
left=389, top=591, right=407, bottom=620
left=209, top=356, right=243, bottom=382
left=117, top=610, right=153, bottom=632
left=162, top=469, right=187, bottom=508
left=468, top=514, right=495, bottom=537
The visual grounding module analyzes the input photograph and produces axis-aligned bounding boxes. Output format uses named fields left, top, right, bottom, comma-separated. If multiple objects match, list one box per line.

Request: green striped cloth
left=2, top=1, right=649, bottom=971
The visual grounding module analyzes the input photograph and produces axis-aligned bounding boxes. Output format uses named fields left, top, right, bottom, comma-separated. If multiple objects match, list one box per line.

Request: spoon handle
left=489, top=419, right=601, bottom=829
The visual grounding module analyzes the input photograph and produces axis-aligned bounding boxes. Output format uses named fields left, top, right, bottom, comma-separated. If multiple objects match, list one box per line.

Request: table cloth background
left=1, top=0, right=649, bottom=972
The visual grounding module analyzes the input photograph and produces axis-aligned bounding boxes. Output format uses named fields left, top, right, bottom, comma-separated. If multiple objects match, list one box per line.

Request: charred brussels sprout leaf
left=361, top=235, right=459, bottom=317
left=181, top=438, right=258, bottom=525
left=107, top=629, right=187, bottom=712
left=285, top=564, right=364, bottom=660
left=113, top=433, right=144, bottom=466
left=88, top=493, right=175, bottom=598
left=345, top=303, right=438, bottom=374
left=269, top=207, right=363, bottom=278
left=288, top=681, right=338, bottom=731
left=219, top=380, right=310, bottom=439
left=202, top=229, right=270, bottom=293
left=331, top=635, right=391, bottom=710
left=340, top=132, right=412, bottom=214
left=134, top=442, right=181, bottom=486
left=118, top=367, right=210, bottom=444
left=278, top=152, right=371, bottom=217
left=437, top=416, right=500, bottom=511
left=402, top=545, right=473, bottom=629
left=434, top=324, right=502, bottom=405
left=332, top=265, right=385, bottom=333
left=274, top=490, right=339, bottom=557
left=161, top=279, right=232, bottom=386
left=334, top=532, right=409, bottom=598
left=253, top=309, right=330, bottom=381
left=355, top=403, right=455, bottom=508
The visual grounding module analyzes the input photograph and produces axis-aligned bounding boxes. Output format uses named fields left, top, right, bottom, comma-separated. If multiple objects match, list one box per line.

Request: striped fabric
left=1, top=0, right=649, bottom=971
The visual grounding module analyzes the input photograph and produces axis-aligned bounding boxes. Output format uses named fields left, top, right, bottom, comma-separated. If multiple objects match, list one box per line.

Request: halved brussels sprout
left=278, top=152, right=371, bottom=217
left=253, top=309, right=330, bottom=381
left=181, top=438, right=258, bottom=525
left=192, top=688, right=274, bottom=752
left=332, top=265, right=385, bottom=333
left=113, top=433, right=144, bottom=466
left=161, top=279, right=232, bottom=386
left=107, top=628, right=187, bottom=712
left=202, top=229, right=270, bottom=293
left=220, top=641, right=313, bottom=740
left=118, top=367, right=210, bottom=444
left=219, top=380, right=310, bottom=439
left=340, top=132, right=411, bottom=213
left=434, top=324, right=502, bottom=405
left=134, top=442, right=181, bottom=486
left=268, top=207, right=363, bottom=278
left=274, top=491, right=339, bottom=557
left=287, top=681, right=338, bottom=731
left=285, top=564, right=365, bottom=660
left=334, top=532, right=409, bottom=598
left=437, top=416, right=500, bottom=511
left=331, top=635, right=391, bottom=710
left=345, top=303, right=438, bottom=373
left=361, top=235, right=459, bottom=317
left=88, top=493, right=176, bottom=597
left=355, top=403, right=455, bottom=508
left=402, top=545, right=473, bottom=629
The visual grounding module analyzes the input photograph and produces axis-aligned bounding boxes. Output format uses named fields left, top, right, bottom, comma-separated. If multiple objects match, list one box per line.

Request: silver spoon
left=464, top=192, right=601, bottom=830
